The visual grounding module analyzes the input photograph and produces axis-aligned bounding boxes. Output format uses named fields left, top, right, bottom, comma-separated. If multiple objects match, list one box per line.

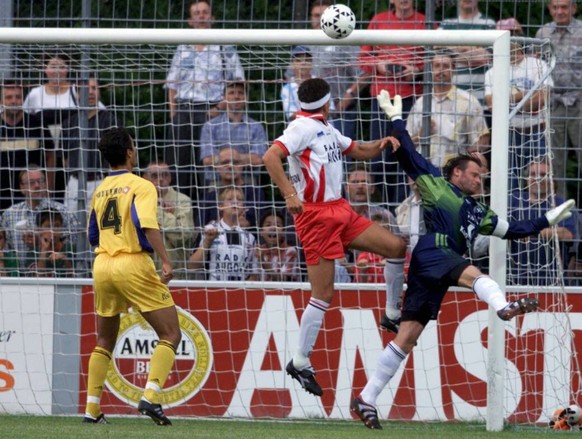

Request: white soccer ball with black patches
left=320, top=4, right=356, bottom=39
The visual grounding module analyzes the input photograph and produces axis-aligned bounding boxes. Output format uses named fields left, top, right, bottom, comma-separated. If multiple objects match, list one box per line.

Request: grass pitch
left=0, top=415, right=555, bottom=439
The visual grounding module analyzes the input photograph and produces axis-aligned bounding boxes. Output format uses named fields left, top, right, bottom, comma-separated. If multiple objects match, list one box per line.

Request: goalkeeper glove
left=545, top=199, right=575, bottom=226
left=377, top=90, right=403, bottom=121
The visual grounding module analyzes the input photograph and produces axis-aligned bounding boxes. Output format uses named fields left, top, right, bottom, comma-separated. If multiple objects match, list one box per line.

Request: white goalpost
left=0, top=27, right=579, bottom=432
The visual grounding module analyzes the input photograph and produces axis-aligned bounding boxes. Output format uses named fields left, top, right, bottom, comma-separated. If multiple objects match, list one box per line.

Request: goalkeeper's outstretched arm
left=490, top=199, right=576, bottom=240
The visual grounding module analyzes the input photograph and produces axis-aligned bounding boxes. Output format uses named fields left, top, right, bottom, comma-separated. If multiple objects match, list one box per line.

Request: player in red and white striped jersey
left=263, top=78, right=406, bottom=397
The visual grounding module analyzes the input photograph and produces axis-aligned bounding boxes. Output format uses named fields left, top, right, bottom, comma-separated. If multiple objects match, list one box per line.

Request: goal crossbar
left=0, top=28, right=509, bottom=47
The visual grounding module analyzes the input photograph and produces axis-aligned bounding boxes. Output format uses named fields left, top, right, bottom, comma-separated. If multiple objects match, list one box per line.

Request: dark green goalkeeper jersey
left=391, top=119, right=549, bottom=257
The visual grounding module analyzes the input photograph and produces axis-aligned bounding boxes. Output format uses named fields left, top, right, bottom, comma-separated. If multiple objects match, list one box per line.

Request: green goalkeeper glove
left=377, top=90, right=403, bottom=121
left=545, top=199, right=575, bottom=226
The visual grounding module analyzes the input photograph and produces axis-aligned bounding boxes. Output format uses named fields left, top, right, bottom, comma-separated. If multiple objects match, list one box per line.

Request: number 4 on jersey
left=100, top=198, right=122, bottom=234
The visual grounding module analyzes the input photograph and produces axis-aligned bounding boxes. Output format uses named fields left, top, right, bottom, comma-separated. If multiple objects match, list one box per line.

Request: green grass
left=0, top=416, right=558, bottom=439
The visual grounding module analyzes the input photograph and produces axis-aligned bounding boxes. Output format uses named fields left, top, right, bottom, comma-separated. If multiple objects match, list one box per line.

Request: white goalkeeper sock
left=293, top=297, right=329, bottom=370
left=472, top=275, right=508, bottom=311
left=384, top=258, right=405, bottom=320
left=360, top=341, right=407, bottom=406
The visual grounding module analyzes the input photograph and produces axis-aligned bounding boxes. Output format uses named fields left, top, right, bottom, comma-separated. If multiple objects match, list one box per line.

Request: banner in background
left=79, top=287, right=581, bottom=423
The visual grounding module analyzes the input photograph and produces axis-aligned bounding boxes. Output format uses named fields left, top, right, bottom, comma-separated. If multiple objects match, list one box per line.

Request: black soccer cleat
left=380, top=314, right=400, bottom=334
left=497, top=297, right=539, bottom=321
left=351, top=397, right=382, bottom=430
left=82, top=413, right=109, bottom=424
left=138, top=399, right=172, bottom=426
left=286, top=360, right=323, bottom=396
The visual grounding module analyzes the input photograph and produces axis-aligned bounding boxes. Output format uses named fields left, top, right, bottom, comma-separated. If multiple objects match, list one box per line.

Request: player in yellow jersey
left=83, top=127, right=180, bottom=426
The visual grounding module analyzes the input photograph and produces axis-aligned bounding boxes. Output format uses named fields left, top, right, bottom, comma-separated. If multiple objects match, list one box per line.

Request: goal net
left=0, top=28, right=579, bottom=430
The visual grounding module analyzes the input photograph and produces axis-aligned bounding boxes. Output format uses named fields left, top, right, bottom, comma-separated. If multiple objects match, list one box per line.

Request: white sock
left=360, top=341, right=407, bottom=406
left=293, top=297, right=329, bottom=370
left=472, top=275, right=508, bottom=311
left=384, top=258, right=405, bottom=319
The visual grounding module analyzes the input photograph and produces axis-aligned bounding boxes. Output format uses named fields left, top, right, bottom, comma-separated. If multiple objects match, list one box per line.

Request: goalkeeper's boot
left=138, top=399, right=172, bottom=426
left=497, top=297, right=539, bottom=321
left=82, top=413, right=108, bottom=424
left=286, top=360, right=323, bottom=396
left=351, top=397, right=382, bottom=430
left=380, top=314, right=400, bottom=334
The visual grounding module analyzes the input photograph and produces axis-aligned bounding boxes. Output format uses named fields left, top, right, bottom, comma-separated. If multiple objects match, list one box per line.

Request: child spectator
left=189, top=187, right=259, bottom=281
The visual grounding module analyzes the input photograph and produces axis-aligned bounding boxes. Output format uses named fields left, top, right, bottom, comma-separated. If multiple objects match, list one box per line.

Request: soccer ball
left=320, top=4, right=356, bottom=40
left=549, top=405, right=582, bottom=430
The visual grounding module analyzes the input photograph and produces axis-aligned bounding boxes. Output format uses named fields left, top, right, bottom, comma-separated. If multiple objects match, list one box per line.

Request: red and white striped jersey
left=273, top=112, right=355, bottom=203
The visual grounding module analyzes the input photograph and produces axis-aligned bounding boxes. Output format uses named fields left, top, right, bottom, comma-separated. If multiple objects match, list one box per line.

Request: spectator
left=0, top=81, right=55, bottom=211
left=307, top=0, right=364, bottom=138
left=439, top=0, right=496, bottom=104
left=257, top=211, right=300, bottom=282
left=508, top=159, right=576, bottom=285
left=0, top=167, right=79, bottom=271
left=23, top=51, right=78, bottom=200
left=188, top=187, right=259, bottom=281
left=23, top=51, right=78, bottom=130
left=344, top=162, right=396, bottom=226
left=406, top=51, right=490, bottom=168
left=143, top=161, right=196, bottom=280
left=281, top=46, right=314, bottom=122
left=200, top=147, right=266, bottom=228
left=536, top=0, right=582, bottom=200
left=24, top=209, right=74, bottom=277
left=484, top=31, right=553, bottom=192
left=61, top=75, right=117, bottom=213
left=200, top=81, right=267, bottom=185
left=359, top=0, right=427, bottom=202
left=0, top=228, right=18, bottom=276
left=165, top=0, right=245, bottom=200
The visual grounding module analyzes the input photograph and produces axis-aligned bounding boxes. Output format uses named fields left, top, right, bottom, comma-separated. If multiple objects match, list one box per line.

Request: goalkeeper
left=351, top=91, right=576, bottom=430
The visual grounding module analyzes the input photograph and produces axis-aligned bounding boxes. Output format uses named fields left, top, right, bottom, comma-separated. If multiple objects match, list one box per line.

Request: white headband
left=300, top=93, right=331, bottom=111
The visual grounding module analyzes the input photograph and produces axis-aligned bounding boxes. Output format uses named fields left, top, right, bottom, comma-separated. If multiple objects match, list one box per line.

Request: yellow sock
left=85, top=347, right=112, bottom=418
left=143, top=340, right=176, bottom=404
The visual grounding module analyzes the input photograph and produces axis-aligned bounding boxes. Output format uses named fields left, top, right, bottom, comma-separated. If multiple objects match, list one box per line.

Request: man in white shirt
left=263, top=78, right=406, bottom=397
left=407, top=51, right=490, bottom=168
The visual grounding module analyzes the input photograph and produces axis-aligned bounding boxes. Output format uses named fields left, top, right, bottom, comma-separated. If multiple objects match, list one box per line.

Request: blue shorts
left=402, top=236, right=470, bottom=326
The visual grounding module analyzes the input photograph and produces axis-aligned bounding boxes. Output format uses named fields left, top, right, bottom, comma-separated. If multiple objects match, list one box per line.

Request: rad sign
left=79, top=287, right=581, bottom=423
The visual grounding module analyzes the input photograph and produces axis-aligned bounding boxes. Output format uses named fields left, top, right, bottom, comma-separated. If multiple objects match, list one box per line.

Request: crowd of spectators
left=0, top=0, right=580, bottom=285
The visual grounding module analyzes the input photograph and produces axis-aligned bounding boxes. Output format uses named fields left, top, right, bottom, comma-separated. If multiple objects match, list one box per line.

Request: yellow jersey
left=88, top=170, right=159, bottom=256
